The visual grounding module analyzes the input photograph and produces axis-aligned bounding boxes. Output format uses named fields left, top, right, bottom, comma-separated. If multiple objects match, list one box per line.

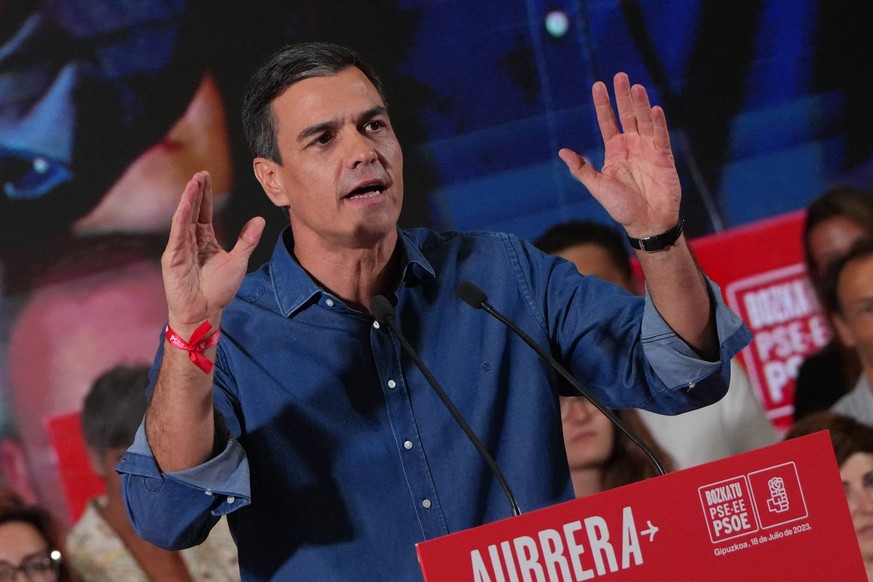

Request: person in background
left=66, top=365, right=239, bottom=582
left=0, top=494, right=74, bottom=582
left=794, top=186, right=873, bottom=420
left=534, top=219, right=777, bottom=468
left=824, top=239, right=873, bottom=425
left=785, top=412, right=873, bottom=581
left=560, top=396, right=673, bottom=497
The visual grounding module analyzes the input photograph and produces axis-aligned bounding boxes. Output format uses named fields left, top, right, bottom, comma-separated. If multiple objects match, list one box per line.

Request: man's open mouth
left=345, top=182, right=386, bottom=200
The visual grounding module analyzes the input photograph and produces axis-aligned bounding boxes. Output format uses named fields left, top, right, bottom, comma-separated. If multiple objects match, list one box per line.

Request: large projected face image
left=6, top=258, right=167, bottom=524
left=0, top=3, right=238, bottom=521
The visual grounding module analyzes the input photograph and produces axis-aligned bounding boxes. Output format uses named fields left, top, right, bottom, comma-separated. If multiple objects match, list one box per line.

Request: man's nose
left=346, top=132, right=378, bottom=167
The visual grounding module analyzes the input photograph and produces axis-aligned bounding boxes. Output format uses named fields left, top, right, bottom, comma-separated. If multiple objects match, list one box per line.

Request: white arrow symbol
left=640, top=521, right=659, bottom=542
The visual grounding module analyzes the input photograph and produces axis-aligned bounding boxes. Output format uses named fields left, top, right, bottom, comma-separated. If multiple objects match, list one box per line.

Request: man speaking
left=119, top=42, right=751, bottom=581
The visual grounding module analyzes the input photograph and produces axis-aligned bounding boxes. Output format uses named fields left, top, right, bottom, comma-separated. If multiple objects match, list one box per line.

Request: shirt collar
left=396, top=227, right=436, bottom=284
left=267, top=227, right=436, bottom=317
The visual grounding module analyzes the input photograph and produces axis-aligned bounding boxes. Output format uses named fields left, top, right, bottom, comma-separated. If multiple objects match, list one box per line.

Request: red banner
left=690, top=211, right=821, bottom=433
left=45, top=411, right=105, bottom=522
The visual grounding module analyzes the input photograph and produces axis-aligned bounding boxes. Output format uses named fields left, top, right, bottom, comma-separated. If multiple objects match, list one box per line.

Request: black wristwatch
left=627, top=220, right=684, bottom=252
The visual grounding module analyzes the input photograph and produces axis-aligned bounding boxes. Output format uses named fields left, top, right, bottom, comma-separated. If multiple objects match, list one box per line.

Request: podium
left=417, top=431, right=866, bottom=581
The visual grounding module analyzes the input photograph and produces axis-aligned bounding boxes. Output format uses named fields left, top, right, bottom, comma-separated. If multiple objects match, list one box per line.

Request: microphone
left=456, top=281, right=667, bottom=476
left=370, top=295, right=522, bottom=517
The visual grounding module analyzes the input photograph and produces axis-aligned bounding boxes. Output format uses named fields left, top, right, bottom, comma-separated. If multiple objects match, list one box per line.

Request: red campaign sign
left=724, top=264, right=830, bottom=430
left=416, top=431, right=865, bottom=581
left=688, top=210, right=826, bottom=433
left=45, top=411, right=105, bottom=522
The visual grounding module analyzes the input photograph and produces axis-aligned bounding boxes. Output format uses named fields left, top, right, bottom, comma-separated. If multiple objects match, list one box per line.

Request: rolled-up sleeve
left=118, top=415, right=251, bottom=551
left=639, top=276, right=753, bottom=411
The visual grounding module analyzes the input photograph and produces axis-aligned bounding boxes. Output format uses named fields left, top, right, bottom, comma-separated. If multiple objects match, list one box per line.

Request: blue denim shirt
left=119, top=227, right=751, bottom=581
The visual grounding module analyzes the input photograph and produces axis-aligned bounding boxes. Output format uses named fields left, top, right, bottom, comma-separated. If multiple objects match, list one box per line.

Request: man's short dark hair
left=80, top=364, right=150, bottom=455
left=242, top=41, right=386, bottom=164
left=821, top=237, right=873, bottom=315
left=533, top=220, right=633, bottom=280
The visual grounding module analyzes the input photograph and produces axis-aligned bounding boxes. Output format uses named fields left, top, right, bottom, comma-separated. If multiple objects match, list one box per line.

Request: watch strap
left=627, top=220, right=684, bottom=252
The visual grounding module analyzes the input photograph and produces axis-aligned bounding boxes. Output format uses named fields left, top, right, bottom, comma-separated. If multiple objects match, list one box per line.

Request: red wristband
left=165, top=321, right=221, bottom=373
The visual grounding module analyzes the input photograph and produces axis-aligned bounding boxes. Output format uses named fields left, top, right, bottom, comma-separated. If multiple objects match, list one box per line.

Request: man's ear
left=253, top=157, right=290, bottom=208
left=85, top=448, right=107, bottom=480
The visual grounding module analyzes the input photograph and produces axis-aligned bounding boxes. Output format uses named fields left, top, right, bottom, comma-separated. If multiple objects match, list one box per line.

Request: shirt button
left=227, top=496, right=235, bottom=504
left=403, top=440, right=413, bottom=450
left=688, top=382, right=696, bottom=389
left=422, top=498, right=432, bottom=509
left=325, top=298, right=335, bottom=307
left=373, top=321, right=381, bottom=329
left=205, top=490, right=213, bottom=496
left=33, top=157, right=48, bottom=173
left=387, top=379, right=397, bottom=389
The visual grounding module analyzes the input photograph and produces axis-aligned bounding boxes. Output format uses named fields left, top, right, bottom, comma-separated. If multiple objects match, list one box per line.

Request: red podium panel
left=417, top=432, right=864, bottom=581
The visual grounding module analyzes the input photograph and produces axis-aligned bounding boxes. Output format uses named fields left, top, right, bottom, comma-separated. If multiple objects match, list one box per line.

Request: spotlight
left=545, top=10, right=569, bottom=38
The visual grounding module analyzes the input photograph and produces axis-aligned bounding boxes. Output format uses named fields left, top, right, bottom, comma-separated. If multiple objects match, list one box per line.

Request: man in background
left=828, top=239, right=873, bottom=425
left=68, top=364, right=239, bottom=581
left=794, top=186, right=873, bottom=419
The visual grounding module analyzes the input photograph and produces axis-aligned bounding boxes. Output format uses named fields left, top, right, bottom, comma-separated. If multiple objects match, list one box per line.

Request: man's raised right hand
left=161, top=171, right=265, bottom=335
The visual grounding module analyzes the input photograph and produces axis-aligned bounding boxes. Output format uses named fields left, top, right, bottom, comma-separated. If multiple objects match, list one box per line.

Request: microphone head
left=457, top=281, right=487, bottom=309
left=370, top=295, right=395, bottom=323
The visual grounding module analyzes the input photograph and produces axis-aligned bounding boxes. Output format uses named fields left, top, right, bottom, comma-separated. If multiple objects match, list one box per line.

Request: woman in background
left=561, top=397, right=675, bottom=497
left=786, top=412, right=873, bottom=580
left=0, top=490, right=74, bottom=582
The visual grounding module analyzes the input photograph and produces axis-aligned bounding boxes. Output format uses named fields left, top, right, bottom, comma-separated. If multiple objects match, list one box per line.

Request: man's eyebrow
left=296, top=106, right=389, bottom=144
left=297, top=120, right=337, bottom=143
left=360, top=105, right=388, bottom=121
